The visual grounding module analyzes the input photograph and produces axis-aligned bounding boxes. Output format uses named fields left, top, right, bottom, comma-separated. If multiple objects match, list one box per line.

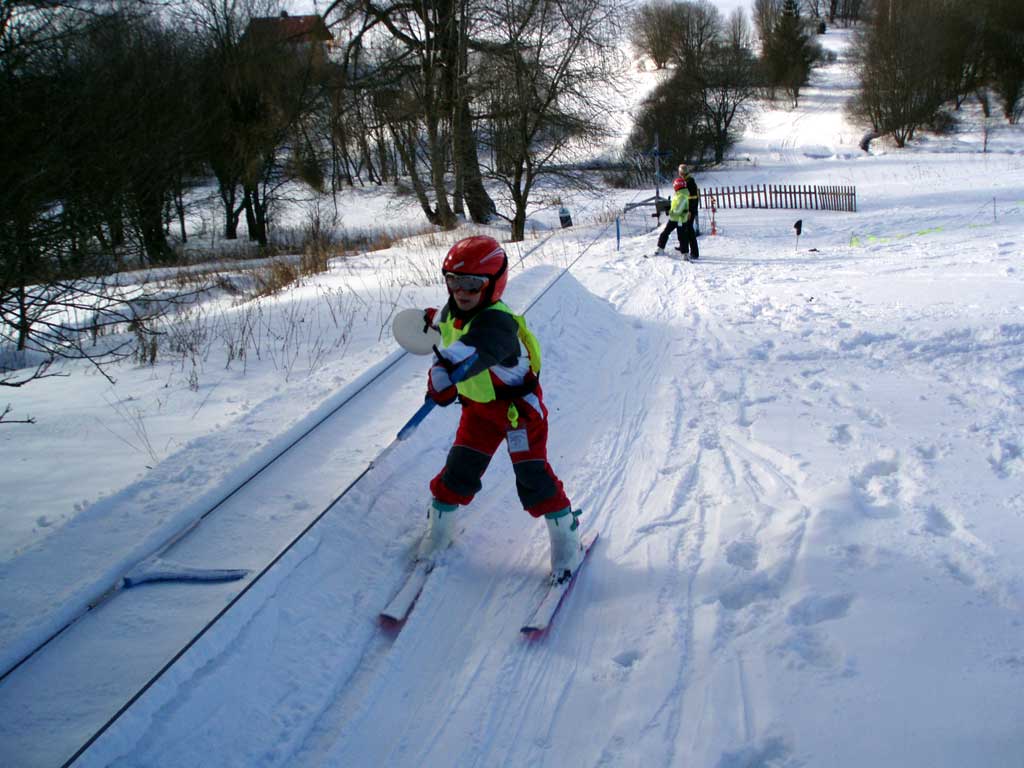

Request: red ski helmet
left=442, top=235, right=508, bottom=303
left=673, top=177, right=686, bottom=191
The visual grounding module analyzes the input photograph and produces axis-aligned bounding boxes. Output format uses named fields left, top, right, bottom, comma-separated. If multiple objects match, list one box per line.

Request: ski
left=380, top=559, right=433, bottom=623
left=521, top=530, right=599, bottom=635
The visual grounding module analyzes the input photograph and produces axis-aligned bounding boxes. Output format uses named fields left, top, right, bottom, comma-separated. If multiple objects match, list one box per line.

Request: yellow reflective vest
left=669, top=188, right=689, bottom=222
left=439, top=301, right=541, bottom=405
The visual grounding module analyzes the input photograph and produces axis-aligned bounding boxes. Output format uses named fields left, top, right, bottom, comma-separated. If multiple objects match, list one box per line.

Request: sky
left=3, top=26, right=1024, bottom=768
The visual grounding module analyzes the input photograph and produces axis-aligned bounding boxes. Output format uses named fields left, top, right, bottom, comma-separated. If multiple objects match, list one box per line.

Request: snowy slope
left=2, top=28, right=1024, bottom=768
left=74, top=202, right=1024, bottom=768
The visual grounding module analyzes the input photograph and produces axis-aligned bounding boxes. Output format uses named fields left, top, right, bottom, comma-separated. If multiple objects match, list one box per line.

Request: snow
left=3, top=28, right=1024, bottom=768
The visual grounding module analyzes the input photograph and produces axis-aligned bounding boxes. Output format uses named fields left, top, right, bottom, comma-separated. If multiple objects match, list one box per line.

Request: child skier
left=418, top=235, right=583, bottom=583
left=654, top=177, right=690, bottom=259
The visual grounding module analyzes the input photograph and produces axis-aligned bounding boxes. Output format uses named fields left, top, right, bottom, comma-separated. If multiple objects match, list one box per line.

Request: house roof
left=243, top=13, right=333, bottom=46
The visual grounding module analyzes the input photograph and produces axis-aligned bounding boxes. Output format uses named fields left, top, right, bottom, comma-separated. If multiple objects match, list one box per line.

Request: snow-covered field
left=3, top=28, right=1024, bottom=768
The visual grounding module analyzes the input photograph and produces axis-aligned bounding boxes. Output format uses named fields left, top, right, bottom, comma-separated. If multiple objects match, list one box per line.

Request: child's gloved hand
left=427, top=353, right=457, bottom=406
left=423, top=307, right=439, bottom=331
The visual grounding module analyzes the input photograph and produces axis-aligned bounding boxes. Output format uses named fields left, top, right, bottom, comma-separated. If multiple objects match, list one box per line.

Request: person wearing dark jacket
left=678, top=163, right=700, bottom=260
left=418, top=235, right=584, bottom=583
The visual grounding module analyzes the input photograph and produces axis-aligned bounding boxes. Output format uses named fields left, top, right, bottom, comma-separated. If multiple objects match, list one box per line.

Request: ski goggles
left=444, top=272, right=490, bottom=293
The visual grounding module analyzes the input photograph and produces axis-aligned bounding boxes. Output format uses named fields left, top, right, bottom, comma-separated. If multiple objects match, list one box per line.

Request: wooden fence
left=701, top=184, right=856, bottom=213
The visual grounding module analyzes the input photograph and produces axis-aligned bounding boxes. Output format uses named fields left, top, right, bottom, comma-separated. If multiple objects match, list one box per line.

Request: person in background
left=678, top=163, right=700, bottom=260
left=653, top=177, right=689, bottom=258
left=419, top=235, right=584, bottom=583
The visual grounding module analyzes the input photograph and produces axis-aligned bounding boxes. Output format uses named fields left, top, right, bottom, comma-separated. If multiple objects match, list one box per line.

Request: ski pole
left=396, top=399, right=436, bottom=440
left=394, top=352, right=478, bottom=441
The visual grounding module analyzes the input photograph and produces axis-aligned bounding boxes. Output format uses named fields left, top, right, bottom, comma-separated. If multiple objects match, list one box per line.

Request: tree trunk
left=454, top=99, right=496, bottom=223
left=219, top=179, right=241, bottom=240
left=390, top=123, right=443, bottom=225
left=426, top=117, right=456, bottom=228
left=243, top=185, right=268, bottom=246
left=16, top=285, right=29, bottom=351
left=510, top=183, right=528, bottom=241
left=137, top=190, right=173, bottom=263
left=174, top=187, right=187, bottom=244
left=105, top=209, right=125, bottom=248
left=226, top=204, right=241, bottom=240
left=13, top=218, right=33, bottom=351
left=243, top=188, right=258, bottom=242
left=511, top=207, right=527, bottom=242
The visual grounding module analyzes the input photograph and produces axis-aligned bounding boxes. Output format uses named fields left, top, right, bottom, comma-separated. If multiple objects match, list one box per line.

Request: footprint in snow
left=988, top=438, right=1023, bottom=478
left=851, top=456, right=903, bottom=518
left=778, top=627, right=844, bottom=671
left=855, top=405, right=886, bottom=429
left=747, top=340, right=775, bottom=360
left=786, top=593, right=854, bottom=626
left=921, top=505, right=955, bottom=537
left=715, top=737, right=791, bottom=768
left=828, top=423, right=853, bottom=446
left=940, top=554, right=975, bottom=586
left=718, top=570, right=785, bottom=610
left=700, top=431, right=721, bottom=449
left=612, top=649, right=643, bottom=669
left=593, top=649, right=645, bottom=684
left=997, top=654, right=1024, bottom=670
left=725, top=540, right=758, bottom=571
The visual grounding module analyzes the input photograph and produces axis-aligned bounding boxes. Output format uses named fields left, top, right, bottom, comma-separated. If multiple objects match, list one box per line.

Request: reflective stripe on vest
left=439, top=301, right=541, bottom=404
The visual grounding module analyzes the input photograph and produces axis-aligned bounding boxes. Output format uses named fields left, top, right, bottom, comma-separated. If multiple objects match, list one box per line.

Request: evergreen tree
left=763, top=0, right=820, bottom=106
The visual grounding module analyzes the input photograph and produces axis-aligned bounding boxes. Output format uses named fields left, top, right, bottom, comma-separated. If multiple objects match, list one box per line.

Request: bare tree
left=668, top=0, right=721, bottom=75
left=0, top=2, right=201, bottom=400
left=699, top=10, right=760, bottom=163
left=983, top=0, right=1024, bottom=123
left=182, top=0, right=277, bottom=240
left=326, top=0, right=497, bottom=228
left=475, top=0, right=622, bottom=241
left=802, top=0, right=825, bottom=19
left=753, top=0, right=782, bottom=48
left=628, top=0, right=679, bottom=69
left=848, top=0, right=948, bottom=146
left=829, top=0, right=865, bottom=24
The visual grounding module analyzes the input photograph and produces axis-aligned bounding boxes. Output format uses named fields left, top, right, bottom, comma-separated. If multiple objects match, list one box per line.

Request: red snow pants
left=430, top=384, right=571, bottom=517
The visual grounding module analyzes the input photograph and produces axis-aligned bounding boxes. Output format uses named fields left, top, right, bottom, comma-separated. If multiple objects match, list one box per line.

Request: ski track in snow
left=14, top=29, right=1024, bottom=768
left=80, top=227, right=1024, bottom=767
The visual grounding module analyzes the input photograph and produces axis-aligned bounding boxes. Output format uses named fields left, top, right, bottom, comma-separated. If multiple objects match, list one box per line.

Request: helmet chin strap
left=486, top=256, right=508, bottom=303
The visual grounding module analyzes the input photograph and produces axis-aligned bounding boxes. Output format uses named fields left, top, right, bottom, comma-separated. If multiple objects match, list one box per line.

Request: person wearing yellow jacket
left=419, top=235, right=583, bottom=583
left=653, top=177, right=690, bottom=258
